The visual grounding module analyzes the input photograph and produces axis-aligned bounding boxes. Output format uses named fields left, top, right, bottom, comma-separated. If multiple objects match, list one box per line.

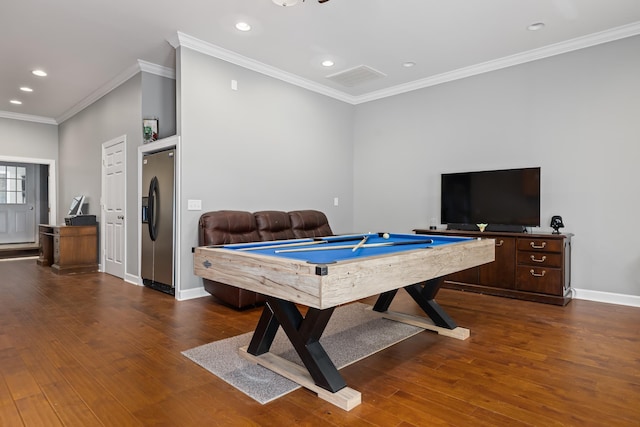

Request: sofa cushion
left=254, top=210, right=296, bottom=241
left=288, top=210, right=333, bottom=238
left=198, top=210, right=260, bottom=245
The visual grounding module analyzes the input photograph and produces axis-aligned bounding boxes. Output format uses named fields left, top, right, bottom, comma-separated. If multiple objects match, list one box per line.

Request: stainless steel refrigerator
left=141, top=148, right=175, bottom=295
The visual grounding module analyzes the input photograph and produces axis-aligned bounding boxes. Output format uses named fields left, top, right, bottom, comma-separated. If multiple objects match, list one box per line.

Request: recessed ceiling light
left=527, top=22, right=545, bottom=31
left=321, top=60, right=334, bottom=67
left=10, top=100, right=23, bottom=105
left=32, top=69, right=47, bottom=77
left=272, top=0, right=299, bottom=6
left=402, top=62, right=416, bottom=68
left=235, top=22, right=251, bottom=32
left=20, top=87, right=33, bottom=92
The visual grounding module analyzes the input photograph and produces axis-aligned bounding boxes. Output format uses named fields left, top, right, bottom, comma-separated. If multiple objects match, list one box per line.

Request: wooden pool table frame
left=193, top=235, right=494, bottom=410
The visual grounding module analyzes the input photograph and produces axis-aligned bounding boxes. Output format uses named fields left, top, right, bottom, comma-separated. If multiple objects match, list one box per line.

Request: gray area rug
left=182, top=302, right=424, bottom=404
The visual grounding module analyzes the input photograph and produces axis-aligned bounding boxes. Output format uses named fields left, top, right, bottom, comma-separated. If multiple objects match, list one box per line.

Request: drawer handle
left=530, top=242, right=546, bottom=249
left=530, top=269, right=546, bottom=278
left=495, top=240, right=504, bottom=247
left=530, top=255, right=547, bottom=263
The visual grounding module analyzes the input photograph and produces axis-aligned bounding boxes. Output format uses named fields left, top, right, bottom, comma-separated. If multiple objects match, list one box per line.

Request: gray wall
left=58, top=71, right=176, bottom=278
left=353, top=35, right=640, bottom=296
left=142, top=73, right=177, bottom=139
left=177, top=47, right=355, bottom=291
left=58, top=73, right=142, bottom=275
left=0, top=117, right=58, bottom=160
left=0, top=118, right=58, bottom=224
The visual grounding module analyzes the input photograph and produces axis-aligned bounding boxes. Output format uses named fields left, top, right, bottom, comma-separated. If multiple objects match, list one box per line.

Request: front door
left=0, top=163, right=36, bottom=244
left=102, top=137, right=126, bottom=278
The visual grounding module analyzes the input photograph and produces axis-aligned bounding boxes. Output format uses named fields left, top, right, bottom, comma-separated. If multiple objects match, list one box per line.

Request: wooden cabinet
left=37, top=224, right=54, bottom=266
left=47, top=225, right=99, bottom=275
left=414, top=229, right=572, bottom=306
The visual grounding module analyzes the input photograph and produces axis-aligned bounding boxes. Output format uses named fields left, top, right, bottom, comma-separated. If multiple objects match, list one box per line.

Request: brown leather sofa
left=197, top=209, right=333, bottom=309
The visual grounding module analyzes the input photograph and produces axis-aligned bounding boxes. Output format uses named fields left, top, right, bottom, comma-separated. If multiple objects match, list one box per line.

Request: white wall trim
left=124, top=272, right=141, bottom=286
left=0, top=110, right=57, bottom=125
left=170, top=31, right=355, bottom=104
left=177, top=286, right=209, bottom=301
left=56, top=61, right=177, bottom=124
left=170, top=21, right=640, bottom=106
left=137, top=60, right=176, bottom=80
left=355, top=21, right=640, bottom=104
left=573, top=288, right=640, bottom=308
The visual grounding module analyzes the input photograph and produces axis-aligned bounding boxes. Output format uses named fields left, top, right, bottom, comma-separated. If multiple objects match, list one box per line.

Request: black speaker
left=550, top=215, right=564, bottom=234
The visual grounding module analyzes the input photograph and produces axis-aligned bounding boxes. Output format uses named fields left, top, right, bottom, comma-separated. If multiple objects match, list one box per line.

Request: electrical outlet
left=187, top=199, right=202, bottom=211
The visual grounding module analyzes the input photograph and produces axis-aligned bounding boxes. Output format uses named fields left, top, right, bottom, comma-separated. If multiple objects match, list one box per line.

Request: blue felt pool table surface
left=217, top=232, right=474, bottom=265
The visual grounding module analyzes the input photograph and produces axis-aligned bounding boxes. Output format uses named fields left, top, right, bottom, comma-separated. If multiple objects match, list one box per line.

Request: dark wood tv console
left=414, top=229, right=572, bottom=306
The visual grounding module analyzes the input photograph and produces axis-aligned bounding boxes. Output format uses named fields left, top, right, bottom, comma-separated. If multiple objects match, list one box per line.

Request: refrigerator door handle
left=148, top=176, right=159, bottom=241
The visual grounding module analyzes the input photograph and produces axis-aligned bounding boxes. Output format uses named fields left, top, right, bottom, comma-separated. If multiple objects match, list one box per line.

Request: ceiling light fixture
left=32, top=69, right=47, bottom=77
left=321, top=60, right=334, bottom=67
left=402, top=62, right=416, bottom=68
left=272, top=0, right=330, bottom=6
left=527, top=22, right=545, bottom=31
left=272, top=0, right=299, bottom=6
left=20, top=87, right=34, bottom=92
left=235, top=22, right=251, bottom=31
left=10, top=100, right=23, bottom=105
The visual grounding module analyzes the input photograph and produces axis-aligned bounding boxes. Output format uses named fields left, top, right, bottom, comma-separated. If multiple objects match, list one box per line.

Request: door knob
left=118, top=215, right=125, bottom=220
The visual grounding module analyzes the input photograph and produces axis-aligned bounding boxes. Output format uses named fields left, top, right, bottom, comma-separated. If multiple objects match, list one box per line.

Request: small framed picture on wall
left=143, top=118, right=159, bottom=143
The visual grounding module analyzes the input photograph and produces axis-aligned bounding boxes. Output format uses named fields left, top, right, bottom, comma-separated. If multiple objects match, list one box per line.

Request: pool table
left=193, top=232, right=494, bottom=409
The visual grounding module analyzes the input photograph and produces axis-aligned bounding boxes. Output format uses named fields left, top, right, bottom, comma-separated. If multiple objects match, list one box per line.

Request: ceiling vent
left=325, top=65, right=386, bottom=87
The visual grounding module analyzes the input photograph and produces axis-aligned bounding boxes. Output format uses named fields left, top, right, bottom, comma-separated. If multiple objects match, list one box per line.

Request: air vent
left=326, top=65, right=386, bottom=87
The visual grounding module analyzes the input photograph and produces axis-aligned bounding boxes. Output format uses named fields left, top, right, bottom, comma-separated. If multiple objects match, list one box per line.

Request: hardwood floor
left=1, top=258, right=639, bottom=426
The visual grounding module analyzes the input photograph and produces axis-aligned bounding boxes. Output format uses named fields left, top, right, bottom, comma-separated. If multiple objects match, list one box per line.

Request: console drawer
left=517, top=251, right=563, bottom=268
left=517, top=238, right=562, bottom=253
left=516, top=266, right=563, bottom=294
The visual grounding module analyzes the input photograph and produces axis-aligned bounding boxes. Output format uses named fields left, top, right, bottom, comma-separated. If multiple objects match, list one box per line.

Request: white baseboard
left=177, top=286, right=210, bottom=301
left=573, top=288, right=640, bottom=308
left=122, top=273, right=207, bottom=300
left=125, top=273, right=142, bottom=286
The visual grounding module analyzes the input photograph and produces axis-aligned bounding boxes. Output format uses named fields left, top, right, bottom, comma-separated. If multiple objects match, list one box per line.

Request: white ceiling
left=2, top=0, right=640, bottom=124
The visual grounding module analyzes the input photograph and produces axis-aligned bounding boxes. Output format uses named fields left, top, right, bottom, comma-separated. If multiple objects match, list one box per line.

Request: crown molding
left=56, top=60, right=176, bottom=124
left=0, top=110, right=57, bottom=125
left=353, top=21, right=640, bottom=104
left=29, top=21, right=640, bottom=126
left=138, top=60, right=176, bottom=79
left=170, top=21, right=640, bottom=106
left=172, top=31, right=356, bottom=104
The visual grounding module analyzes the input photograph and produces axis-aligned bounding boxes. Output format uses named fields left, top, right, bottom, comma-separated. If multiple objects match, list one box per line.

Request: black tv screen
left=441, top=167, right=540, bottom=230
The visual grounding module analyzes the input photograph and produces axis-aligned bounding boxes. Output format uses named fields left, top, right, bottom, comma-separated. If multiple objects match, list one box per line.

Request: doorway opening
left=0, top=161, right=50, bottom=259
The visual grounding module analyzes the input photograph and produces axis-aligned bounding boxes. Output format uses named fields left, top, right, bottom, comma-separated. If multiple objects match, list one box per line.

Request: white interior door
left=102, top=137, right=126, bottom=278
left=0, top=163, right=36, bottom=244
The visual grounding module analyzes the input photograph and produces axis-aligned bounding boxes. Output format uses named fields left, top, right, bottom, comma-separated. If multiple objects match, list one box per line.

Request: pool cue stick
left=237, top=234, right=371, bottom=251
left=352, top=235, right=369, bottom=252
left=276, top=239, right=433, bottom=253
left=237, top=240, right=323, bottom=251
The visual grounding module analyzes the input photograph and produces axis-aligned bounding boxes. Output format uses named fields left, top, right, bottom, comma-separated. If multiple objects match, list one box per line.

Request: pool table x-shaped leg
left=246, top=277, right=455, bottom=393
left=247, top=297, right=346, bottom=392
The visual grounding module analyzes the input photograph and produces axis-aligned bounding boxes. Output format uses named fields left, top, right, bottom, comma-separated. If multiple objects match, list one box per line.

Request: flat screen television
left=441, top=167, right=540, bottom=232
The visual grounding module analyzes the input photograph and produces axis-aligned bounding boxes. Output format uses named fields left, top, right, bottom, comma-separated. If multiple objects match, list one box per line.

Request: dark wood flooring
left=1, top=258, right=639, bottom=426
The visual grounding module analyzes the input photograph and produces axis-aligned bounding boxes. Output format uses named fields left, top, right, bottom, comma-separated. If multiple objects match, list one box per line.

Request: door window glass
left=0, top=164, right=27, bottom=205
